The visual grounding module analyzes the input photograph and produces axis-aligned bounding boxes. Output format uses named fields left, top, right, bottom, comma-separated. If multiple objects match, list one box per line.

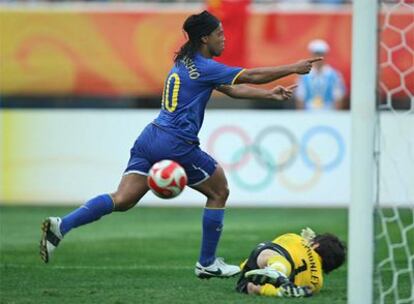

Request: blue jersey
left=154, top=53, right=243, bottom=143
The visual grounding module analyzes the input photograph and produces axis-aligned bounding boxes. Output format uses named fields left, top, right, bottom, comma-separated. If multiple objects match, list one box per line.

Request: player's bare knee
left=207, top=186, right=229, bottom=208
left=257, top=249, right=276, bottom=268
left=247, top=283, right=261, bottom=295
left=217, top=186, right=230, bottom=202
left=114, top=203, right=135, bottom=212
left=111, top=192, right=138, bottom=212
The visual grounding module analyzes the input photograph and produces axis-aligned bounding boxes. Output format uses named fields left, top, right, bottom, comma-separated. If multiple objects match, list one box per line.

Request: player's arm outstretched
left=216, top=84, right=297, bottom=101
left=235, top=57, right=323, bottom=85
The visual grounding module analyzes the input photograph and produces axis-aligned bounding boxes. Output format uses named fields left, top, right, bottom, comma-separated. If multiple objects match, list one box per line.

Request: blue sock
left=60, top=194, right=114, bottom=236
left=199, top=208, right=225, bottom=267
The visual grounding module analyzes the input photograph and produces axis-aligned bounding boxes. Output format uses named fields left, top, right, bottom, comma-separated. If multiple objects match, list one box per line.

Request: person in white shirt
left=295, top=39, right=346, bottom=110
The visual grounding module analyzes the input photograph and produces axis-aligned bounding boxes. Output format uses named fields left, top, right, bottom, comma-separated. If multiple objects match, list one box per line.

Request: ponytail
left=174, top=40, right=200, bottom=64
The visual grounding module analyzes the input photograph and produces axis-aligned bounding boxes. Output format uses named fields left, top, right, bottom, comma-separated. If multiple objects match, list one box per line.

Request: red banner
left=207, top=0, right=251, bottom=67
left=0, top=7, right=411, bottom=97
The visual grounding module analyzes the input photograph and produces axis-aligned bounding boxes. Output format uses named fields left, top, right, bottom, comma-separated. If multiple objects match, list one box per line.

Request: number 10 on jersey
left=162, top=73, right=180, bottom=112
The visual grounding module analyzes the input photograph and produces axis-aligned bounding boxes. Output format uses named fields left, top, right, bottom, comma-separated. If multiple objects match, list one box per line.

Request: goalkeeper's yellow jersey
left=255, top=233, right=324, bottom=297
left=272, top=233, right=323, bottom=293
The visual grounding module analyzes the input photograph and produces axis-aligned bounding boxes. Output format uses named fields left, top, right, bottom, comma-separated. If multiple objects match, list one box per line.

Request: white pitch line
left=0, top=264, right=193, bottom=271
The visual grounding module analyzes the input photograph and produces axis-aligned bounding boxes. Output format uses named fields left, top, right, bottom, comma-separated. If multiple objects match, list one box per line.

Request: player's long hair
left=174, top=40, right=201, bottom=64
left=313, top=233, right=346, bottom=274
left=174, top=11, right=220, bottom=64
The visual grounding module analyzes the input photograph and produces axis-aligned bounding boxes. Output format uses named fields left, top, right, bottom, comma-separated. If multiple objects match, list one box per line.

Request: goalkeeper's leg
left=244, top=248, right=290, bottom=286
left=245, top=268, right=288, bottom=286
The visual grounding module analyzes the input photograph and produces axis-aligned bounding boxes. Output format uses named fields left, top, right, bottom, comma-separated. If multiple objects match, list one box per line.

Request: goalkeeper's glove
left=301, top=227, right=316, bottom=243
left=245, top=267, right=288, bottom=287
left=278, top=282, right=313, bottom=298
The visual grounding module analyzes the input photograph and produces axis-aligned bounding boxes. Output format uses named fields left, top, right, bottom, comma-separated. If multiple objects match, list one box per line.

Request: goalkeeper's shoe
left=195, top=257, right=241, bottom=279
left=245, top=267, right=288, bottom=287
left=40, top=217, right=63, bottom=263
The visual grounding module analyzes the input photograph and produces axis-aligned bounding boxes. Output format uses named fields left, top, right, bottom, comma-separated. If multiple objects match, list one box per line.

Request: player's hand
left=278, top=282, right=313, bottom=298
left=294, top=57, right=323, bottom=74
left=269, top=84, right=297, bottom=101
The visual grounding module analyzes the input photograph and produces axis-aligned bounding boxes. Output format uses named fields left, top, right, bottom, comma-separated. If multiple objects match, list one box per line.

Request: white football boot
left=195, top=257, right=241, bottom=279
left=40, top=217, right=63, bottom=263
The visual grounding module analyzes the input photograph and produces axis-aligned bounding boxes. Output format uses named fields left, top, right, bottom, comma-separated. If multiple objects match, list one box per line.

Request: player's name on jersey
left=182, top=56, right=200, bottom=79
left=302, top=239, right=320, bottom=288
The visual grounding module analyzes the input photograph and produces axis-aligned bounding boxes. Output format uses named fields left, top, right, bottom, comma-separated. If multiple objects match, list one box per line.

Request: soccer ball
left=147, top=160, right=188, bottom=199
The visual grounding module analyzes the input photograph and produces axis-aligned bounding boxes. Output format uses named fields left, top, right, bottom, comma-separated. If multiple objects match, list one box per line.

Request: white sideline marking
left=0, top=264, right=193, bottom=271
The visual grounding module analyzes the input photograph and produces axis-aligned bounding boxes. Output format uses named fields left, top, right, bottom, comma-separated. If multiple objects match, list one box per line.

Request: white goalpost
left=348, top=0, right=378, bottom=303
left=349, top=0, right=414, bottom=303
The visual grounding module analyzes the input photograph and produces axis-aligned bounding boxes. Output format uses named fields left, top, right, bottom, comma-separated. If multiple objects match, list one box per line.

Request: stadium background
left=0, top=1, right=412, bottom=303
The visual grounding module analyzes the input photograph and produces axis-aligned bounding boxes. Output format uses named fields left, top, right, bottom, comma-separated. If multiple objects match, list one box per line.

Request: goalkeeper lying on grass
left=235, top=228, right=346, bottom=298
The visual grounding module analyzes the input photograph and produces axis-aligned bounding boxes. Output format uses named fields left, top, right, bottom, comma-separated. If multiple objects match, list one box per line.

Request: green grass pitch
left=0, top=205, right=407, bottom=304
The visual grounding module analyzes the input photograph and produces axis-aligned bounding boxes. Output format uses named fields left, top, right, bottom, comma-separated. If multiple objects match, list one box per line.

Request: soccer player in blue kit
left=40, top=11, right=322, bottom=278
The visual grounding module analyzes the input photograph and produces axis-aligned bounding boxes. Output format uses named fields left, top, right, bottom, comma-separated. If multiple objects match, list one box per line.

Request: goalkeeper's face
left=204, top=23, right=225, bottom=57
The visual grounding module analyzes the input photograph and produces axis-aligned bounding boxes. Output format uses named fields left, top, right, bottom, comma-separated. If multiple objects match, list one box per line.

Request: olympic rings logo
left=207, top=125, right=346, bottom=192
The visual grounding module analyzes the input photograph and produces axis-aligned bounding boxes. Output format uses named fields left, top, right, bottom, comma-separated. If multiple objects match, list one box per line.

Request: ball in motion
left=147, top=160, right=188, bottom=199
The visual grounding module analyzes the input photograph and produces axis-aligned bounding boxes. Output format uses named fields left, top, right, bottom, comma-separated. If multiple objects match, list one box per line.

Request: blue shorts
left=124, top=123, right=218, bottom=186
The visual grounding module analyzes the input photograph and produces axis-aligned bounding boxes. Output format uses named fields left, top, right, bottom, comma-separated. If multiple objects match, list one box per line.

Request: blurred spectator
left=295, top=39, right=346, bottom=110
left=311, top=0, right=346, bottom=3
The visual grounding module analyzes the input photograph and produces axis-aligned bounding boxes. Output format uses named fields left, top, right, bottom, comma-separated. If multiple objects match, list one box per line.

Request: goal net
left=375, top=0, right=414, bottom=303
